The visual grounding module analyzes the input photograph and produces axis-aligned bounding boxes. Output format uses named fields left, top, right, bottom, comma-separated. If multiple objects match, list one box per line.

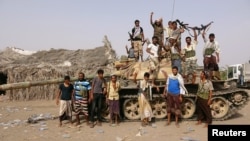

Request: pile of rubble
left=0, top=35, right=117, bottom=100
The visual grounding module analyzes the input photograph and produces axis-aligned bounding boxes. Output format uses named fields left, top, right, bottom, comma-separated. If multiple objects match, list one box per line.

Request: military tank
left=0, top=57, right=249, bottom=121
left=109, top=55, right=249, bottom=121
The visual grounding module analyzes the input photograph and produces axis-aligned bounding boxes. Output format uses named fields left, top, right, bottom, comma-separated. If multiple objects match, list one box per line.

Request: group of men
left=56, top=69, right=121, bottom=128
left=55, top=65, right=214, bottom=129
left=126, top=12, right=220, bottom=81
left=55, top=13, right=219, bottom=129
left=135, top=65, right=214, bottom=128
left=125, top=13, right=218, bottom=127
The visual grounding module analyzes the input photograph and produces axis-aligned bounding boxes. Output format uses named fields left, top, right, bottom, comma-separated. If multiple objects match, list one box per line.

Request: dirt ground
left=0, top=95, right=249, bottom=141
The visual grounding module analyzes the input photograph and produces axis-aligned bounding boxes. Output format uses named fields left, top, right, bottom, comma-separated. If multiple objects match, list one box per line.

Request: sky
left=0, top=0, right=250, bottom=67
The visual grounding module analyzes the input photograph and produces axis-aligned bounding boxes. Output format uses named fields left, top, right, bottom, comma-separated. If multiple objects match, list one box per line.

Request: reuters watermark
left=208, top=125, right=249, bottom=140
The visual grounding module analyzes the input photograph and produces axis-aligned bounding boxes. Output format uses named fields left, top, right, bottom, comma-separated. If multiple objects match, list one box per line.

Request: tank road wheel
left=210, top=97, right=229, bottom=119
left=123, top=99, right=140, bottom=120
left=151, top=98, right=167, bottom=119
left=230, top=91, right=248, bottom=106
left=181, top=98, right=196, bottom=119
left=101, top=99, right=110, bottom=120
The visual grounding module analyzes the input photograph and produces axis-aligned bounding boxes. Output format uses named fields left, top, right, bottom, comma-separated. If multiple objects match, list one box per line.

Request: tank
left=108, top=56, right=250, bottom=121
left=0, top=58, right=249, bottom=121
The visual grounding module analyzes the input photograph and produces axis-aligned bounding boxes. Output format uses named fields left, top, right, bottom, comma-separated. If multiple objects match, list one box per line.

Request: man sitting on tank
left=146, top=36, right=160, bottom=84
left=125, top=42, right=136, bottom=61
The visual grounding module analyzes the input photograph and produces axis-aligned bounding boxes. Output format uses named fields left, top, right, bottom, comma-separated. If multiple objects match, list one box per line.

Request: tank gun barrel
left=0, top=74, right=110, bottom=91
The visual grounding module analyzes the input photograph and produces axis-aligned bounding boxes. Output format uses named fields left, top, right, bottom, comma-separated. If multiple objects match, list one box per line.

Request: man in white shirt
left=202, top=32, right=220, bottom=72
left=146, top=36, right=160, bottom=84
left=170, top=21, right=185, bottom=50
left=164, top=21, right=173, bottom=42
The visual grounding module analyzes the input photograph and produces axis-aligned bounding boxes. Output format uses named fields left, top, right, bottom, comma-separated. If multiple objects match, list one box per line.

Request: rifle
left=201, top=21, right=213, bottom=32
left=175, top=19, right=189, bottom=30
left=128, top=31, right=147, bottom=46
left=128, top=32, right=133, bottom=41
left=188, top=21, right=214, bottom=36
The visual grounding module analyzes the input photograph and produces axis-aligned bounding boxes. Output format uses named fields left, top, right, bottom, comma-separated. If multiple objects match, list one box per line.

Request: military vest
left=185, top=50, right=196, bottom=58
left=204, top=48, right=215, bottom=55
left=171, top=53, right=180, bottom=60
left=197, top=82, right=210, bottom=99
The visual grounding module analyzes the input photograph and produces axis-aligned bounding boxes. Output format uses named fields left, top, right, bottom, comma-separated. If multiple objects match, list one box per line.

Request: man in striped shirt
left=73, top=72, right=91, bottom=126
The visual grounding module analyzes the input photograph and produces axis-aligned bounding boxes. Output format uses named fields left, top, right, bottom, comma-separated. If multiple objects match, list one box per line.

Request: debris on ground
left=27, top=113, right=56, bottom=124
left=180, top=137, right=200, bottom=141
left=96, top=129, right=104, bottom=133
left=136, top=126, right=147, bottom=137
left=116, top=136, right=131, bottom=141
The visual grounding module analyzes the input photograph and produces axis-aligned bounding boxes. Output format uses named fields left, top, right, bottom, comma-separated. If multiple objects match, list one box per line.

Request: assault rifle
left=188, top=21, right=214, bottom=36
left=128, top=32, right=147, bottom=46
left=175, top=19, right=189, bottom=30
left=128, top=32, right=133, bottom=41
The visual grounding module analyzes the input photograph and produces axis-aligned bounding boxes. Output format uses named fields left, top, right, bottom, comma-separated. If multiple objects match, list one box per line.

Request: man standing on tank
left=202, top=31, right=220, bottom=73
left=131, top=19, right=145, bottom=61
left=170, top=21, right=185, bottom=50
left=182, top=28, right=198, bottom=83
left=150, top=12, right=164, bottom=50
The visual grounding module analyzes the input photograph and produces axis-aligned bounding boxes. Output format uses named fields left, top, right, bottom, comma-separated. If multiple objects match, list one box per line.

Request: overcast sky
left=0, top=0, right=250, bottom=67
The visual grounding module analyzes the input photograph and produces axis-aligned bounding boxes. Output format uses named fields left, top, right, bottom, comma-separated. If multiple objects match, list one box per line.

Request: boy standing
left=138, top=72, right=159, bottom=126
left=125, top=42, right=136, bottom=60
left=56, top=76, right=74, bottom=127
left=106, top=75, right=121, bottom=126
left=89, top=69, right=107, bottom=128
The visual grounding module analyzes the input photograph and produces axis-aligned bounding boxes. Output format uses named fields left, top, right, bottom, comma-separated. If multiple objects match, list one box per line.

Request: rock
left=96, top=129, right=104, bottom=133
left=62, top=134, right=71, bottom=138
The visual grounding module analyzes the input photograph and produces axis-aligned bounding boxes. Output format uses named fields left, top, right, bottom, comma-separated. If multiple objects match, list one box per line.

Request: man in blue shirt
left=162, top=66, right=188, bottom=127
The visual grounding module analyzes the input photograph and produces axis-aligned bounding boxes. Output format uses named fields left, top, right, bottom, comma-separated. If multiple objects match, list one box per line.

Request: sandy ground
left=0, top=95, right=249, bottom=141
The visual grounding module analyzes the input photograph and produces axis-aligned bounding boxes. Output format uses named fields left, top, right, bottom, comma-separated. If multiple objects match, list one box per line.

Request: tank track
left=119, top=88, right=249, bottom=121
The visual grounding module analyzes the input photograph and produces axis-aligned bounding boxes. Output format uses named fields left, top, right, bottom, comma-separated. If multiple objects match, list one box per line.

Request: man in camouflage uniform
left=182, top=28, right=198, bottom=83
left=131, top=19, right=145, bottom=61
left=164, top=37, right=182, bottom=74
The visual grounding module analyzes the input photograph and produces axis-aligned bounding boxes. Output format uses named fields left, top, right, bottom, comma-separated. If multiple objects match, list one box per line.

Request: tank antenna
left=171, top=0, right=176, bottom=20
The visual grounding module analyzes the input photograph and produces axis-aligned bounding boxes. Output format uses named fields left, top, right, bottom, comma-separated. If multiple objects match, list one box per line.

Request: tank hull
left=101, top=79, right=249, bottom=121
